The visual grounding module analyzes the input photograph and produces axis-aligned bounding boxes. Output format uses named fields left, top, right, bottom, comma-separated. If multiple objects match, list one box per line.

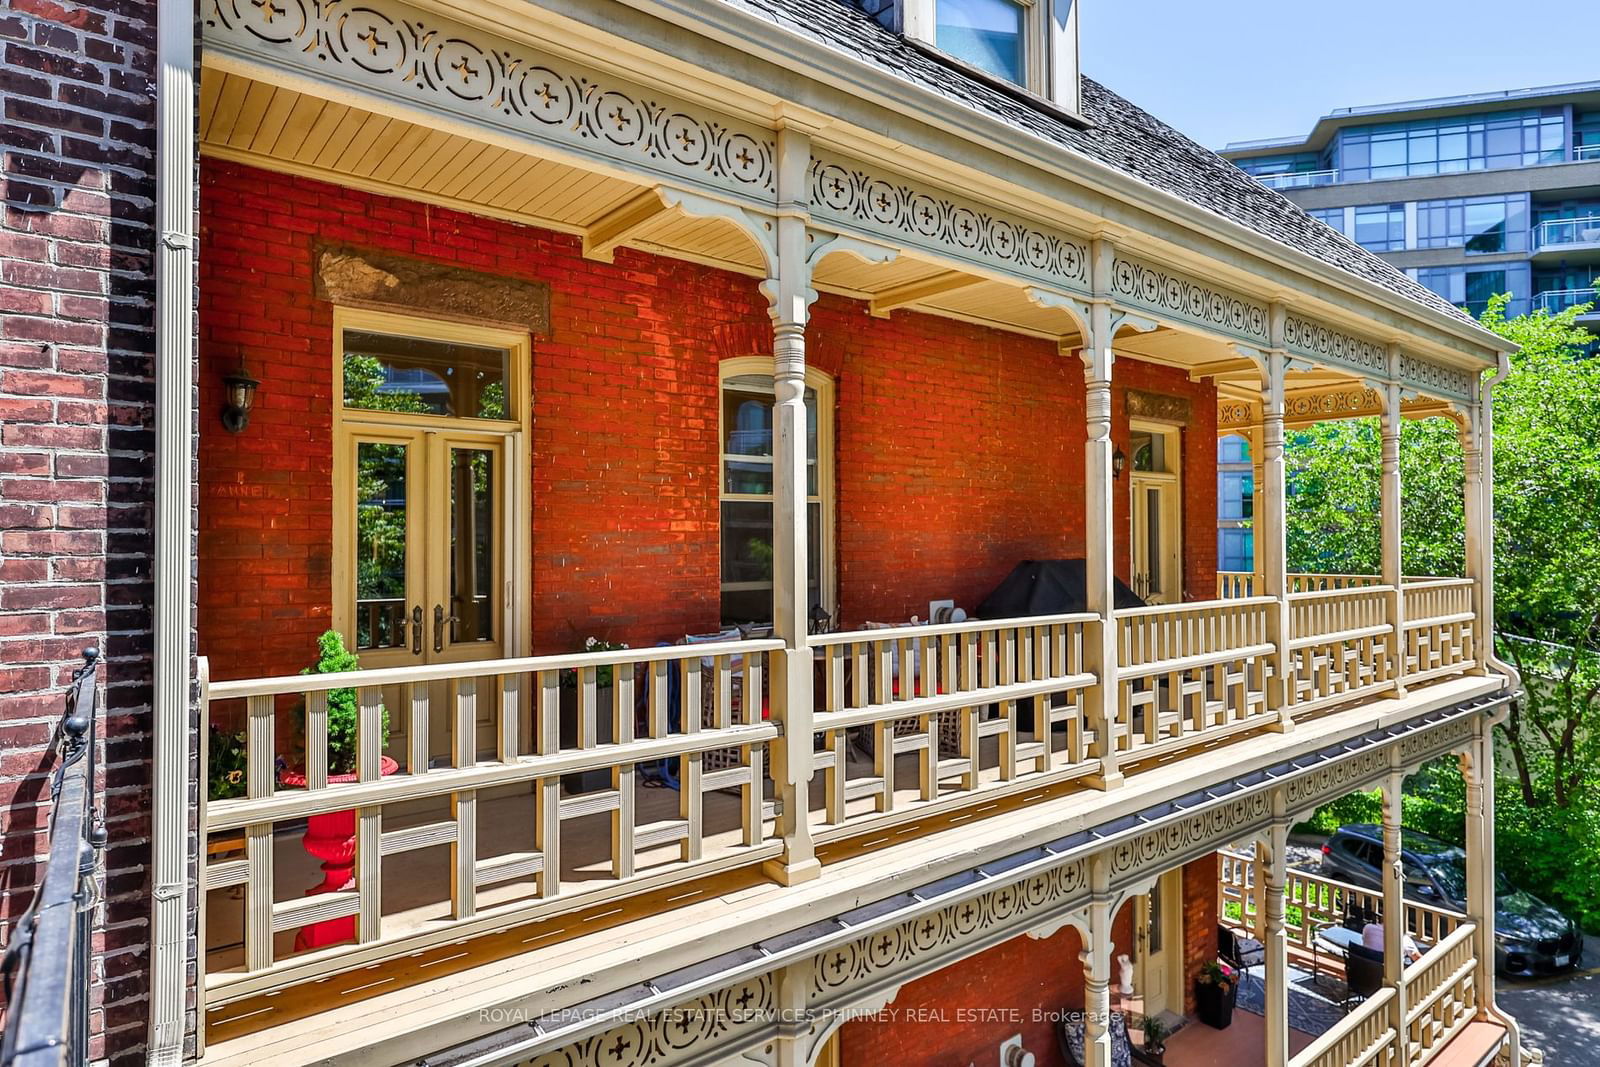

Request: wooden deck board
left=198, top=674, right=1503, bottom=1067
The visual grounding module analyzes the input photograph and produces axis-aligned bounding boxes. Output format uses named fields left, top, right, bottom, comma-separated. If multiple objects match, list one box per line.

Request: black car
left=1320, top=824, right=1581, bottom=977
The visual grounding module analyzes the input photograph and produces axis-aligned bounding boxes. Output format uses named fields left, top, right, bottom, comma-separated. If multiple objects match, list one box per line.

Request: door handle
left=412, top=605, right=424, bottom=656
left=433, top=603, right=459, bottom=653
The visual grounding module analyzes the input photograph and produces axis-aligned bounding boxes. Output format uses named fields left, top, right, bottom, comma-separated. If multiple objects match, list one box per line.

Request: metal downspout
left=148, top=0, right=196, bottom=1062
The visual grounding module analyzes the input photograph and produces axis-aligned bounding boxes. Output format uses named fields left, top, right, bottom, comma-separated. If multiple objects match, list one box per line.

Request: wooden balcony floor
left=197, top=674, right=1503, bottom=1067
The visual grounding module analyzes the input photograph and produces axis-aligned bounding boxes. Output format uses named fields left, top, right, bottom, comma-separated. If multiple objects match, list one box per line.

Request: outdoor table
left=1312, top=925, right=1364, bottom=983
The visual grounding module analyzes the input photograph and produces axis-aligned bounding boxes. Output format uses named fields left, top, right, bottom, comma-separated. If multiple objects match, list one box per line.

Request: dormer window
left=877, top=0, right=1081, bottom=116
left=936, top=0, right=1026, bottom=85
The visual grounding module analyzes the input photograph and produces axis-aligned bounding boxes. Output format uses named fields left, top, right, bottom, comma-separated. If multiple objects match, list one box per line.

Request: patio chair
left=1218, top=923, right=1265, bottom=992
left=1343, top=944, right=1384, bottom=1012
left=1058, top=1012, right=1135, bottom=1067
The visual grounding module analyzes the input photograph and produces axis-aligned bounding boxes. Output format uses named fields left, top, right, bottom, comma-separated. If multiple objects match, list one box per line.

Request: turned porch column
left=1261, top=792, right=1291, bottom=1067
left=1460, top=389, right=1490, bottom=672
left=1460, top=732, right=1496, bottom=1014
left=763, top=126, right=820, bottom=886
left=1259, top=330, right=1291, bottom=724
left=1382, top=349, right=1408, bottom=695
left=1381, top=769, right=1410, bottom=1047
left=1080, top=294, right=1122, bottom=790
left=1081, top=856, right=1116, bottom=1067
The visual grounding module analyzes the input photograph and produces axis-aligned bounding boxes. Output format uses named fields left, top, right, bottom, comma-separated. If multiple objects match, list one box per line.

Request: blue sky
left=1081, top=0, right=1593, bottom=151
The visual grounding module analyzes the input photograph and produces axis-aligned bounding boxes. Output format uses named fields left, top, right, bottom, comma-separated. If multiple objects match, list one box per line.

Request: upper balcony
left=1253, top=169, right=1341, bottom=191
left=1535, top=288, right=1600, bottom=318
left=1532, top=215, right=1600, bottom=262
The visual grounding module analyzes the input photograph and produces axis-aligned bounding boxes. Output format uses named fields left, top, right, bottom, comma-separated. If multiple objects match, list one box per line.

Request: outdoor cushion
left=1059, top=1012, right=1132, bottom=1067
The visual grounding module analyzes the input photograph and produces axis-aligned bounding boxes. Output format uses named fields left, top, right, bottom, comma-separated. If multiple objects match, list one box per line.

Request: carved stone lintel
left=1124, top=388, right=1191, bottom=425
left=314, top=243, right=551, bottom=336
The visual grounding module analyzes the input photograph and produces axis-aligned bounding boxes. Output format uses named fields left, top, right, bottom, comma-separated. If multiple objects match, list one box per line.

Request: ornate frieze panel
left=809, top=859, right=1089, bottom=1007
left=204, top=0, right=776, bottom=199
left=1125, top=389, right=1192, bottom=425
left=1109, top=256, right=1269, bottom=345
left=1218, top=400, right=1256, bottom=429
left=808, top=152, right=1090, bottom=294
left=1400, top=352, right=1476, bottom=401
left=526, top=974, right=775, bottom=1067
left=1282, top=315, right=1387, bottom=378
left=1107, top=791, right=1272, bottom=888
left=1285, top=386, right=1381, bottom=426
left=1284, top=745, right=1391, bottom=813
left=1397, top=713, right=1475, bottom=766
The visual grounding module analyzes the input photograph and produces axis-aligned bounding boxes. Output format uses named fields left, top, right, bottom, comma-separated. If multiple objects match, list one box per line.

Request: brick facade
left=0, top=0, right=159, bottom=1061
left=838, top=857, right=1220, bottom=1066
left=197, top=160, right=1218, bottom=682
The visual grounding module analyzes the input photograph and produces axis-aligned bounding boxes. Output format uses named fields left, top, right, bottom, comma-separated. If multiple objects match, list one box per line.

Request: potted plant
left=277, top=630, right=395, bottom=950
left=559, top=635, right=628, bottom=793
left=208, top=725, right=247, bottom=801
left=1194, top=960, right=1237, bottom=1030
left=1139, top=1016, right=1169, bottom=1065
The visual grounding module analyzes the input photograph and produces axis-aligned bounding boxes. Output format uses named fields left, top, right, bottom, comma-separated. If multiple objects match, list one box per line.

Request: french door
left=1135, top=868, right=1183, bottom=1019
left=330, top=307, right=531, bottom=768
left=1129, top=422, right=1182, bottom=605
left=346, top=428, right=505, bottom=670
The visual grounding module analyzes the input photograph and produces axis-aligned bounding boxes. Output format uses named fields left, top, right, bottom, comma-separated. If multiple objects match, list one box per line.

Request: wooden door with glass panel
left=1128, top=422, right=1182, bottom=605
left=335, top=310, right=528, bottom=765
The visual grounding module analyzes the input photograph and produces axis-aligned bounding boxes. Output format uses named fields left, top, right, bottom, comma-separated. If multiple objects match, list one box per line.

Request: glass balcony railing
left=1534, top=216, right=1600, bottom=250
left=1536, top=288, right=1598, bottom=314
left=1254, top=169, right=1340, bottom=190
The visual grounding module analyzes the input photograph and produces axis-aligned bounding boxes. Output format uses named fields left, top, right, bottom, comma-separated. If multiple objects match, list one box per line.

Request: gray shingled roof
left=719, top=0, right=1469, bottom=322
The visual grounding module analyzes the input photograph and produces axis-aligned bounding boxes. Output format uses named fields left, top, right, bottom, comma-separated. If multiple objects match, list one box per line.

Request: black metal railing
left=1, top=648, right=104, bottom=1067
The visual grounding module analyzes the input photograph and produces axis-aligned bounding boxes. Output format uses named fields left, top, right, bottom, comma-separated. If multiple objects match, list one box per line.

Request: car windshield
left=1426, top=853, right=1512, bottom=906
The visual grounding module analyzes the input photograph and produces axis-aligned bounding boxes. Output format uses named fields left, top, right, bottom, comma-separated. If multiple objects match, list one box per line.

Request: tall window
left=719, top=359, right=833, bottom=627
left=936, top=0, right=1026, bottom=85
left=1416, top=194, right=1529, bottom=254
left=1419, top=264, right=1531, bottom=317
left=1216, top=435, right=1254, bottom=573
left=1353, top=203, right=1406, bottom=251
left=1335, top=108, right=1564, bottom=182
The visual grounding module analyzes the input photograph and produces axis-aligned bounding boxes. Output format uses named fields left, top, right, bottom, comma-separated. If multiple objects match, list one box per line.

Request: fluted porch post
left=1259, top=332, right=1291, bottom=725
left=1382, top=350, right=1408, bottom=696
left=1381, top=769, right=1409, bottom=1050
left=763, top=126, right=820, bottom=886
left=1262, top=792, right=1291, bottom=1067
left=1081, top=856, right=1116, bottom=1067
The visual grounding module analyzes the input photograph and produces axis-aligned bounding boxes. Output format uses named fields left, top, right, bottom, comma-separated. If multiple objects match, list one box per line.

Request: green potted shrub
left=207, top=725, right=247, bottom=801
left=1194, top=960, right=1237, bottom=1030
left=1139, top=1015, right=1169, bottom=1065
left=277, top=630, right=395, bottom=950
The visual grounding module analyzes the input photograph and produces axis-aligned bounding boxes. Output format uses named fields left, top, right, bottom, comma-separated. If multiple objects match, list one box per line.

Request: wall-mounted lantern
left=1112, top=448, right=1126, bottom=479
left=221, top=362, right=260, bottom=433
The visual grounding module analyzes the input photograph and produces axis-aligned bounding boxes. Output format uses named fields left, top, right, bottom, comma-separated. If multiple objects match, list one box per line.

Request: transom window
left=936, top=0, right=1026, bottom=85
left=718, top=359, right=834, bottom=627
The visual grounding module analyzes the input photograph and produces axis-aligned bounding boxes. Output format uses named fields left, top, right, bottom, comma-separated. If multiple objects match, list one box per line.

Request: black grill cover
left=976, top=559, right=1145, bottom=618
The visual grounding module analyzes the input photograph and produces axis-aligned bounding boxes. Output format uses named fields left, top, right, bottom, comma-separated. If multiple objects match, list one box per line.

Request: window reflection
left=343, top=330, right=510, bottom=420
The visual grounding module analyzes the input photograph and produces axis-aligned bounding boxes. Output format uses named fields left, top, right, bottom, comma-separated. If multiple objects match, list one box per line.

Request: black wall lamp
left=1112, top=448, right=1126, bottom=479
left=221, top=360, right=260, bottom=433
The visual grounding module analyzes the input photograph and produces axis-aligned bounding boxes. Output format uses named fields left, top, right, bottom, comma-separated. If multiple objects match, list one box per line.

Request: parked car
left=1320, top=824, right=1581, bottom=977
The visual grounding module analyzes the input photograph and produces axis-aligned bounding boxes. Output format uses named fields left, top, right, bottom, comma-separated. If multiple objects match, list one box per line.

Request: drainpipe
left=148, top=0, right=197, bottom=1062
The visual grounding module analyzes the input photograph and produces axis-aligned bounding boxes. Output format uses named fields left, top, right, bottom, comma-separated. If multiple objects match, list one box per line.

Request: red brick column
left=0, top=0, right=160, bottom=1061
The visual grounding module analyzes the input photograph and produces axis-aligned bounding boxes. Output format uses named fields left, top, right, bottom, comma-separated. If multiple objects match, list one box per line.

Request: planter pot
left=1194, top=980, right=1235, bottom=1029
left=279, top=756, right=399, bottom=950
left=558, top=683, right=615, bottom=793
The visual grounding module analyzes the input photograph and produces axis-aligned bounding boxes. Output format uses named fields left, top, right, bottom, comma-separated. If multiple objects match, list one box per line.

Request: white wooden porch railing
left=1216, top=572, right=1459, bottom=598
left=1288, top=923, right=1480, bottom=1067
left=808, top=614, right=1096, bottom=838
left=1112, top=598, right=1275, bottom=754
left=1287, top=584, right=1397, bottom=711
left=201, top=639, right=781, bottom=999
left=1403, top=579, right=1477, bottom=684
left=1219, top=849, right=1467, bottom=954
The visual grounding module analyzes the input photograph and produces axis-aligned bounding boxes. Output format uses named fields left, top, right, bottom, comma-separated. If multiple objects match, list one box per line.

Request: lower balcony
left=195, top=574, right=1491, bottom=1063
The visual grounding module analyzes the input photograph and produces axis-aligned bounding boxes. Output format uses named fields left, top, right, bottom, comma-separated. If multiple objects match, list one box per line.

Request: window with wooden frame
left=718, top=358, right=835, bottom=627
left=1128, top=420, right=1183, bottom=605
left=331, top=307, right=533, bottom=668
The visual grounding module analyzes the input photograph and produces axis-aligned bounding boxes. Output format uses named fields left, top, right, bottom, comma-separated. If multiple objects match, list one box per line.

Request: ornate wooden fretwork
left=1218, top=400, right=1255, bottom=428
left=1107, top=791, right=1273, bottom=886
left=204, top=0, right=776, bottom=196
left=1109, top=256, right=1269, bottom=344
left=1125, top=389, right=1192, bottom=425
left=526, top=973, right=776, bottom=1067
left=1282, top=314, right=1387, bottom=377
left=810, top=859, right=1090, bottom=1005
left=808, top=152, right=1090, bottom=292
left=1399, top=352, right=1476, bottom=401
left=1285, top=386, right=1381, bottom=425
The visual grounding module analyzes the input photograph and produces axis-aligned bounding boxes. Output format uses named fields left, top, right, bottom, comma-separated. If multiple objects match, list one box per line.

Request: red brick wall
left=838, top=903, right=1135, bottom=1067
left=1181, top=853, right=1221, bottom=1017
left=0, top=0, right=159, bottom=1060
left=197, top=161, right=1218, bottom=684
